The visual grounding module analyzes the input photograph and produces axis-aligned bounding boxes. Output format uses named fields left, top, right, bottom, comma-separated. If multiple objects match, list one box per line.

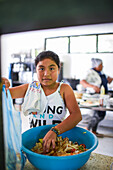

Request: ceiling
left=0, top=0, right=113, bottom=34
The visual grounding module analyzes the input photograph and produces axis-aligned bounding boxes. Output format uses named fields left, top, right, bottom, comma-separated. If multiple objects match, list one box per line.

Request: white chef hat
left=91, top=58, right=102, bottom=68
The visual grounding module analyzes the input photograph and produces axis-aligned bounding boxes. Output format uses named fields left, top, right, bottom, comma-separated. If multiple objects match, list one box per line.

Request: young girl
left=3, top=51, right=82, bottom=153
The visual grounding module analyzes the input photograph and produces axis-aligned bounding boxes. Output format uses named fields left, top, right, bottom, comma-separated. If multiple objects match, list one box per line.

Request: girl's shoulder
left=60, top=83, right=73, bottom=94
left=60, top=83, right=74, bottom=102
left=61, top=82, right=70, bottom=88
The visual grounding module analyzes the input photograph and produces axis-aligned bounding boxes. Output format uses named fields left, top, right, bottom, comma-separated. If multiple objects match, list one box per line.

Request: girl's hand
left=2, top=77, right=10, bottom=88
left=43, top=130, right=57, bottom=153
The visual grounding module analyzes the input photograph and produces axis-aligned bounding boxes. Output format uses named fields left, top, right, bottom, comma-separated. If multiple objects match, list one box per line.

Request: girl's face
left=36, top=58, right=60, bottom=87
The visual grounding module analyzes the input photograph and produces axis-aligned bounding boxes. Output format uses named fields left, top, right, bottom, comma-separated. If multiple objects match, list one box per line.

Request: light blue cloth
left=2, top=85, right=26, bottom=170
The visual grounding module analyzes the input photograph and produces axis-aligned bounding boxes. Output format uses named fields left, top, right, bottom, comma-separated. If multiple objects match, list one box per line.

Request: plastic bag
left=2, top=85, right=26, bottom=170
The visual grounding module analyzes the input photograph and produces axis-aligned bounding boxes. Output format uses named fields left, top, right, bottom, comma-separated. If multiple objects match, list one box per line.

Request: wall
left=61, top=53, right=113, bottom=79
left=1, top=23, right=113, bottom=87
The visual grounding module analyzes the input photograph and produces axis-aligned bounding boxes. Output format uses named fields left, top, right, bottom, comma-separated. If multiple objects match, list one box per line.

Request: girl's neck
left=41, top=82, right=59, bottom=96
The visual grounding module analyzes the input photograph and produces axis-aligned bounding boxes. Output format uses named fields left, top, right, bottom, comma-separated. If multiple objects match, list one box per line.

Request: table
left=75, top=91, right=113, bottom=111
left=23, top=153, right=113, bottom=170
left=78, top=99, right=113, bottom=138
left=79, top=105, right=113, bottom=112
left=76, top=93, right=113, bottom=111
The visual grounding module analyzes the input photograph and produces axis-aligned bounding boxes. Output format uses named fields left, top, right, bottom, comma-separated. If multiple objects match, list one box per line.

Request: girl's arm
left=2, top=77, right=29, bottom=99
left=43, top=84, right=82, bottom=152
left=9, top=84, right=29, bottom=99
left=55, top=84, right=82, bottom=133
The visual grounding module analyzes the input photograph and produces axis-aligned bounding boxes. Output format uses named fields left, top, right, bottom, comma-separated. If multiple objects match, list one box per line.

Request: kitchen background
left=1, top=22, right=113, bottom=90
left=1, top=20, right=113, bottom=164
left=1, top=1, right=113, bottom=168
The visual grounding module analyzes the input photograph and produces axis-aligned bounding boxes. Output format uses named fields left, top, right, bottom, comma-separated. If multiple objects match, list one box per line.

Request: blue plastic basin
left=22, top=125, right=98, bottom=170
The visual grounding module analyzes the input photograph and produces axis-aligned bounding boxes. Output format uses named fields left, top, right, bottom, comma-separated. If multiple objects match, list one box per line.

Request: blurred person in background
left=80, top=58, right=113, bottom=137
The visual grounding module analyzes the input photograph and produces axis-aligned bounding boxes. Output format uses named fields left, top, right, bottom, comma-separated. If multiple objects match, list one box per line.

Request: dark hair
left=35, top=51, right=60, bottom=68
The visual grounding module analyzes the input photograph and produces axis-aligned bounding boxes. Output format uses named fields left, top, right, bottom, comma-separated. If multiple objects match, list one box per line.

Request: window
left=98, top=34, right=113, bottom=53
left=45, top=33, right=113, bottom=54
left=45, top=37, right=69, bottom=54
left=70, top=35, right=96, bottom=53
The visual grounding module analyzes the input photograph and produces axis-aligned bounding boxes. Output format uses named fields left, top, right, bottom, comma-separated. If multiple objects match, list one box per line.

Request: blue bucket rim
left=22, top=125, right=98, bottom=160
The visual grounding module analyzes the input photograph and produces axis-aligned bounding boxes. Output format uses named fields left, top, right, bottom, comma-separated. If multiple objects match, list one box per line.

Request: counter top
left=23, top=152, right=113, bottom=170
left=79, top=105, right=113, bottom=112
